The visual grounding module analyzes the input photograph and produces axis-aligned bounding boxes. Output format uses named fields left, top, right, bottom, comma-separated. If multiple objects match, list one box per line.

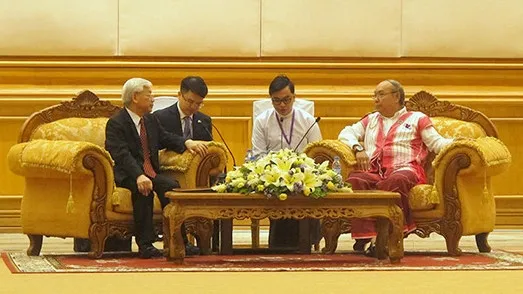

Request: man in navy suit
left=153, top=76, right=213, bottom=141
left=105, top=77, right=208, bottom=258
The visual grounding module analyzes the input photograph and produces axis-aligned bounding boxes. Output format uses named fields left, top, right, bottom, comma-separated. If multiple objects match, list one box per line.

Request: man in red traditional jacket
left=338, top=80, right=454, bottom=256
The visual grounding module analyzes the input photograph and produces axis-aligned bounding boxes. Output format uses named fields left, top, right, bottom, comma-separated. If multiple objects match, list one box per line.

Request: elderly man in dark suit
left=153, top=76, right=213, bottom=141
left=105, top=77, right=208, bottom=258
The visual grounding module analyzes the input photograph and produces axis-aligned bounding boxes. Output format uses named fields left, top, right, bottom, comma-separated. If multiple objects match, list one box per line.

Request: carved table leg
left=475, top=232, right=491, bottom=253
left=163, top=209, right=171, bottom=255
left=195, top=219, right=213, bottom=255
left=386, top=210, right=404, bottom=264
left=164, top=203, right=185, bottom=264
left=27, top=234, right=43, bottom=256
left=321, top=218, right=342, bottom=254
left=375, top=218, right=389, bottom=260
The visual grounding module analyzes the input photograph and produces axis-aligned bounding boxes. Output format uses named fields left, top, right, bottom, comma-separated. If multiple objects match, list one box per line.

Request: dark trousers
left=268, top=219, right=321, bottom=250
left=119, top=173, right=185, bottom=248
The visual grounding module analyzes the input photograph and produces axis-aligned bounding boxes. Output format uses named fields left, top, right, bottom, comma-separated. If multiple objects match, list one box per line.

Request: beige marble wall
left=402, top=0, right=523, bottom=58
left=260, top=0, right=401, bottom=57
left=118, top=0, right=261, bottom=56
left=1, top=0, right=522, bottom=58
left=0, top=0, right=118, bottom=56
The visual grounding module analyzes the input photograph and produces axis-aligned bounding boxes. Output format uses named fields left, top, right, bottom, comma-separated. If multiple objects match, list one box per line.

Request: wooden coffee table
left=163, top=190, right=404, bottom=264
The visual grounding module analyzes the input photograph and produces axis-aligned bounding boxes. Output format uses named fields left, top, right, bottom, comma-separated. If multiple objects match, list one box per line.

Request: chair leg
left=475, top=232, right=491, bottom=253
left=27, top=234, right=43, bottom=256
left=88, top=225, right=108, bottom=259
left=251, top=219, right=260, bottom=249
left=442, top=230, right=462, bottom=256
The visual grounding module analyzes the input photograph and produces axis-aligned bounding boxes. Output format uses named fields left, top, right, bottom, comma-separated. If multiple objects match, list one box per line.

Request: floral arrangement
left=212, top=149, right=352, bottom=200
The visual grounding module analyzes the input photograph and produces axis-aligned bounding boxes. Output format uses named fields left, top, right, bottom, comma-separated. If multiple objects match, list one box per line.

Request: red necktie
left=139, top=118, right=157, bottom=178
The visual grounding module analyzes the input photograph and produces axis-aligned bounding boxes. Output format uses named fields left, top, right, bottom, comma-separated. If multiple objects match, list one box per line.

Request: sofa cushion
left=111, top=187, right=162, bottom=214
left=409, top=184, right=439, bottom=211
left=431, top=117, right=486, bottom=139
left=31, top=117, right=109, bottom=147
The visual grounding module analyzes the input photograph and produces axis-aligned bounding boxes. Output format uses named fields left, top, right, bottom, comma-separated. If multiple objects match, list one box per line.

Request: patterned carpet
left=3, top=250, right=523, bottom=273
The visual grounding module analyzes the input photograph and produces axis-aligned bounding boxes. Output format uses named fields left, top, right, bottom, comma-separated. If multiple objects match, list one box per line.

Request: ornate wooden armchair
left=304, top=91, right=511, bottom=255
left=7, top=91, right=227, bottom=258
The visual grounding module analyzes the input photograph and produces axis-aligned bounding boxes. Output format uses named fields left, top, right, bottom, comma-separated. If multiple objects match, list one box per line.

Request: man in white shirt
left=252, top=75, right=322, bottom=157
left=251, top=75, right=323, bottom=250
left=338, top=79, right=453, bottom=256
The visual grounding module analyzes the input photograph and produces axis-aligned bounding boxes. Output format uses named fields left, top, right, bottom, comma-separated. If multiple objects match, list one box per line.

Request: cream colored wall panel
left=402, top=0, right=523, bottom=58
left=0, top=1, right=117, bottom=56
left=119, top=0, right=260, bottom=57
left=261, top=0, right=401, bottom=57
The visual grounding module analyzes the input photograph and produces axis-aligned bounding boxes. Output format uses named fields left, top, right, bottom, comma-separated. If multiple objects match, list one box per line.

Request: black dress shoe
left=353, top=238, right=371, bottom=252
left=139, top=245, right=163, bottom=259
left=364, top=242, right=377, bottom=258
left=185, top=243, right=201, bottom=256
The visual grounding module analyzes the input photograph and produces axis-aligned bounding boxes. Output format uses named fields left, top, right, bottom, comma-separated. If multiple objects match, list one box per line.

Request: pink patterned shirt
left=338, top=107, right=453, bottom=183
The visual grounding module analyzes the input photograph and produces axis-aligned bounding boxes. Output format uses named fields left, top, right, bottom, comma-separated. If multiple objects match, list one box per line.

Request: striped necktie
left=183, top=116, right=192, bottom=139
left=139, top=118, right=157, bottom=178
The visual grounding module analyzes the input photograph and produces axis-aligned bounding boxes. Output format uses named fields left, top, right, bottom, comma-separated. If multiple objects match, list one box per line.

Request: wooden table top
left=166, top=189, right=400, bottom=200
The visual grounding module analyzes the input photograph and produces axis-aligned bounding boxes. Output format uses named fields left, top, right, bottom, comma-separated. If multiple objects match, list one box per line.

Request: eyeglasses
left=181, top=93, right=204, bottom=108
left=271, top=97, right=292, bottom=105
left=373, top=91, right=398, bottom=99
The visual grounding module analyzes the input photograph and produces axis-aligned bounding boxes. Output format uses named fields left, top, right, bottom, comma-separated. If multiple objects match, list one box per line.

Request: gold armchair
left=7, top=91, right=227, bottom=258
left=304, top=91, right=511, bottom=255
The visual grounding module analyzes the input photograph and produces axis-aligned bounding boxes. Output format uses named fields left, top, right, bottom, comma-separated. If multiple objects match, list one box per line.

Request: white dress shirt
left=252, top=107, right=322, bottom=156
left=126, top=108, right=142, bottom=135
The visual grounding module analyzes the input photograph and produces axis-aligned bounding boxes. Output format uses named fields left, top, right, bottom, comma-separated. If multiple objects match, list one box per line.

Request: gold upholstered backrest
left=31, top=117, right=109, bottom=147
left=431, top=117, right=487, bottom=139
left=406, top=91, right=497, bottom=183
left=18, top=90, right=120, bottom=144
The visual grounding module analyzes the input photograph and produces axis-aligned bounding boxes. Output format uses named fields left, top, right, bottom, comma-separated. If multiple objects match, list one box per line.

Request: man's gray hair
left=386, top=79, right=405, bottom=106
left=121, top=78, right=152, bottom=107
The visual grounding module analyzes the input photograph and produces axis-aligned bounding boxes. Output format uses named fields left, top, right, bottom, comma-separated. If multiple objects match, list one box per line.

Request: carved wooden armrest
left=304, top=139, right=357, bottom=181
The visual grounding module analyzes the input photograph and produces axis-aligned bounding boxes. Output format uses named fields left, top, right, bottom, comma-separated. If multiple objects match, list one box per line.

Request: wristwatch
left=352, top=144, right=364, bottom=153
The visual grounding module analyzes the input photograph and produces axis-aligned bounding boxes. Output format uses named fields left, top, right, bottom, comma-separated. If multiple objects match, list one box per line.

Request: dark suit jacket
left=153, top=102, right=213, bottom=141
left=105, top=109, right=187, bottom=185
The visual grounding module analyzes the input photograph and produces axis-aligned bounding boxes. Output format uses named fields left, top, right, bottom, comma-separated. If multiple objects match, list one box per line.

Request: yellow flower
left=302, top=169, right=322, bottom=192
left=327, top=181, right=336, bottom=190
left=273, top=157, right=293, bottom=173
left=278, top=193, right=288, bottom=201
left=212, top=184, right=227, bottom=193
left=339, top=186, right=353, bottom=193
left=282, top=172, right=304, bottom=192
left=256, top=184, right=265, bottom=192
left=260, top=167, right=282, bottom=187
left=303, top=187, right=312, bottom=196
